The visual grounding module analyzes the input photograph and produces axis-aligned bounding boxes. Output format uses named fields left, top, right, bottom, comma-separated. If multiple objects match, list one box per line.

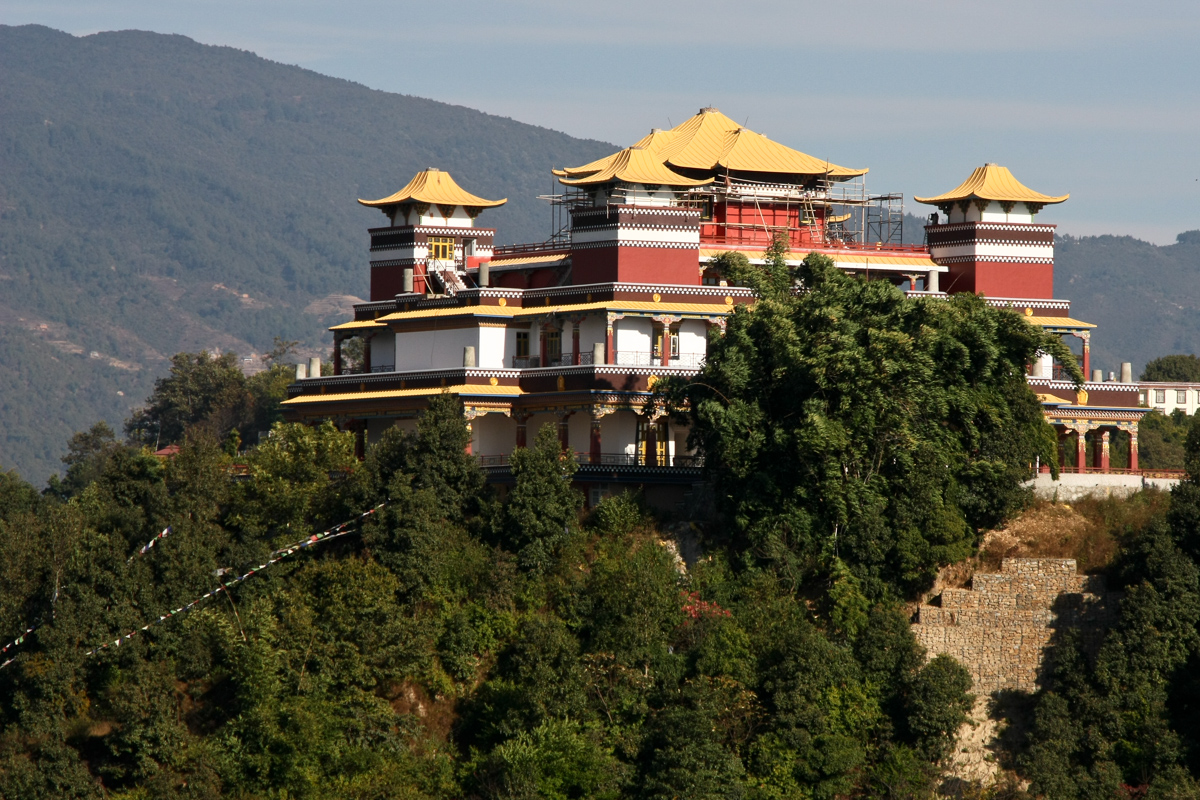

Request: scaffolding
left=539, top=170, right=909, bottom=250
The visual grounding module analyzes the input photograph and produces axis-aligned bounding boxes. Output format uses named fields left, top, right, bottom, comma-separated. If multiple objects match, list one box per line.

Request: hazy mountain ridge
left=0, top=24, right=614, bottom=484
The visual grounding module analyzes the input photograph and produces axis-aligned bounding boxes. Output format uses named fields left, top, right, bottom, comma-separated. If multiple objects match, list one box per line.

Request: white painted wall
left=477, top=326, right=506, bottom=369
left=579, top=314, right=606, bottom=360
left=678, top=320, right=708, bottom=358
left=474, top=413, right=515, bottom=455
left=395, top=327, right=477, bottom=371
left=527, top=413, right=560, bottom=445
left=370, top=331, right=395, bottom=370
left=947, top=200, right=1037, bottom=224
left=602, top=411, right=639, bottom=457
left=615, top=317, right=652, bottom=360
left=567, top=413, right=591, bottom=455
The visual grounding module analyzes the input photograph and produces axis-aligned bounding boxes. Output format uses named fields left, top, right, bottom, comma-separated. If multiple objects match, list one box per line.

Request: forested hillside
left=0, top=24, right=613, bottom=484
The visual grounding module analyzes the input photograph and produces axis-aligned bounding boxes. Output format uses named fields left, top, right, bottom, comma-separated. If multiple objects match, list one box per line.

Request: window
left=543, top=329, right=562, bottom=360
left=428, top=236, right=454, bottom=261
left=1178, top=390, right=1188, bottom=404
left=670, top=333, right=680, bottom=358
left=515, top=331, right=529, bottom=359
left=1155, top=389, right=1166, bottom=404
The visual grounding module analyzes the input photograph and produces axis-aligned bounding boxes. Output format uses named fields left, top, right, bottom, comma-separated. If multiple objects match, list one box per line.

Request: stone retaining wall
left=912, top=558, right=1115, bottom=695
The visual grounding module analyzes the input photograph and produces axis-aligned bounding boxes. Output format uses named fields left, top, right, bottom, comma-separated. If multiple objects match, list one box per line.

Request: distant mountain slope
left=0, top=24, right=614, bottom=484
left=1056, top=231, right=1200, bottom=376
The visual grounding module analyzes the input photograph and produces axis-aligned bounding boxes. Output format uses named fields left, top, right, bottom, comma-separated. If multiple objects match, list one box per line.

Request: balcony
left=479, top=451, right=704, bottom=470
left=340, top=364, right=396, bottom=375
left=509, top=352, right=705, bottom=369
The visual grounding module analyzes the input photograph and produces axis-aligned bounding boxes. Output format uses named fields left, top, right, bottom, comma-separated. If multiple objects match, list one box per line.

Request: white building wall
left=947, top=200, right=1037, bottom=225
left=615, top=317, right=652, bottom=361
left=527, top=413, right=560, bottom=445
left=477, top=326, right=506, bottom=369
left=604, top=411, right=640, bottom=457
left=567, top=413, right=591, bottom=455
left=578, top=314, right=606, bottom=360
left=395, top=327, right=478, bottom=371
left=474, top=413, right=515, bottom=455
left=677, top=320, right=708, bottom=358
left=370, top=331, right=396, bottom=370
left=1144, top=384, right=1200, bottom=416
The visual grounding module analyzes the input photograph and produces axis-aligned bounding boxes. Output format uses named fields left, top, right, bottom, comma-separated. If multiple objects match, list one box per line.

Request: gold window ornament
left=428, top=236, right=455, bottom=261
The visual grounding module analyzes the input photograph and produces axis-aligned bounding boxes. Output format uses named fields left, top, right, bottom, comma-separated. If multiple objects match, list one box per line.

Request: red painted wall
left=571, top=246, right=700, bottom=285
left=943, top=261, right=1054, bottom=299
left=371, top=265, right=426, bottom=300
left=701, top=202, right=822, bottom=248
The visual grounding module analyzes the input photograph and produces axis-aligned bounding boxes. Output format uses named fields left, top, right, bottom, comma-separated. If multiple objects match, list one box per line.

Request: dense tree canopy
left=0, top=354, right=976, bottom=799
left=665, top=244, right=1079, bottom=599
left=1142, top=354, right=1200, bottom=383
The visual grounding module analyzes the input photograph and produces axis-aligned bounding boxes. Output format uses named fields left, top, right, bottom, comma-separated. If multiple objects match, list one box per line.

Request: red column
left=333, top=334, right=343, bottom=376
left=1082, top=340, right=1091, bottom=378
left=660, top=325, right=670, bottom=368
left=515, top=413, right=528, bottom=449
left=1076, top=431, right=1088, bottom=474
left=606, top=323, right=614, bottom=364
left=1129, top=430, right=1139, bottom=471
left=354, top=421, right=366, bottom=461
left=558, top=414, right=572, bottom=452
left=362, top=334, right=373, bottom=373
left=590, top=414, right=602, bottom=464
left=1100, top=430, right=1110, bottom=472
left=572, top=323, right=581, bottom=366
left=645, top=419, right=659, bottom=467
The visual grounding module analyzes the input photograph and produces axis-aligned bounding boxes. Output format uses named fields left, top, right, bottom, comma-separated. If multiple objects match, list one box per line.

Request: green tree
left=43, top=422, right=125, bottom=501
left=125, top=351, right=249, bottom=447
left=1142, top=354, right=1200, bottom=383
left=496, top=424, right=583, bottom=573
left=665, top=252, right=1078, bottom=599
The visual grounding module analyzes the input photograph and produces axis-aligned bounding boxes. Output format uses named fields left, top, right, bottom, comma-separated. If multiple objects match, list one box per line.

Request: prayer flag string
left=0, top=503, right=385, bottom=669
left=83, top=503, right=384, bottom=657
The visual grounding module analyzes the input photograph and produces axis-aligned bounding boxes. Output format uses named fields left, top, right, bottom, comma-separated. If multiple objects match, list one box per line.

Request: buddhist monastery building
left=283, top=107, right=1166, bottom=504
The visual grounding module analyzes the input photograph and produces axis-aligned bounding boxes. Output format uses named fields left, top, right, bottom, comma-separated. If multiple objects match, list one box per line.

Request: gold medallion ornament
left=647, top=374, right=659, bottom=389
left=724, top=295, right=734, bottom=305
left=1024, top=307, right=1034, bottom=316
left=653, top=293, right=662, bottom=302
left=557, top=375, right=565, bottom=391
left=498, top=298, right=507, bottom=307
left=489, top=377, right=498, bottom=386
left=1076, top=389, right=1089, bottom=406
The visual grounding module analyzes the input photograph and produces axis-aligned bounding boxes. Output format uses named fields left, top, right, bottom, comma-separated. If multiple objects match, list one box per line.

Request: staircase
left=911, top=558, right=1115, bottom=694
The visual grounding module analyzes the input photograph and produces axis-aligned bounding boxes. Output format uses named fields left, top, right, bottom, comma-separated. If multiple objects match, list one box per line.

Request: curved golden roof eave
left=558, top=147, right=713, bottom=188
left=914, top=163, right=1068, bottom=206
left=555, top=108, right=866, bottom=181
left=359, top=168, right=507, bottom=208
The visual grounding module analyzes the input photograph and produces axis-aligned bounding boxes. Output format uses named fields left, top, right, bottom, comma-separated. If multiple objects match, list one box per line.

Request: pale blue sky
left=4, top=0, right=1199, bottom=243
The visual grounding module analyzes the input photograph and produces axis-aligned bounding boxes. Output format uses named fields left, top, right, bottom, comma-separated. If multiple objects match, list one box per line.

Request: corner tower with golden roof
left=916, top=163, right=1067, bottom=298
left=359, top=168, right=506, bottom=299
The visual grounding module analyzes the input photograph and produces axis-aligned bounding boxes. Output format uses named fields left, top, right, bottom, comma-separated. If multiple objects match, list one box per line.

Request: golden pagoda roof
left=553, top=128, right=678, bottom=178
left=359, top=168, right=506, bottom=209
left=558, top=147, right=712, bottom=187
left=664, top=110, right=867, bottom=177
left=556, top=108, right=866, bottom=181
left=914, top=164, right=1068, bottom=206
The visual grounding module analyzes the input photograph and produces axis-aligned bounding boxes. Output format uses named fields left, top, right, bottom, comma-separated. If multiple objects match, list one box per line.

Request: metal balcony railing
left=478, top=452, right=704, bottom=468
left=508, top=352, right=705, bottom=369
